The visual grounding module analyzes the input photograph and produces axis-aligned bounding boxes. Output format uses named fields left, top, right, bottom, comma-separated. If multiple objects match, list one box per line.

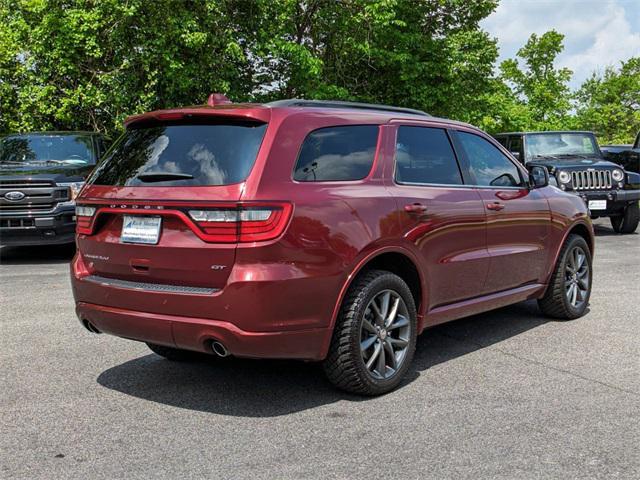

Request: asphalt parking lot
left=1, top=219, right=638, bottom=479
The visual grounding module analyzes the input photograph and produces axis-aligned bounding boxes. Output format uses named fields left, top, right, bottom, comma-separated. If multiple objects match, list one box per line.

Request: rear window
left=395, top=127, right=463, bottom=185
left=293, top=125, right=378, bottom=182
left=88, top=121, right=267, bottom=186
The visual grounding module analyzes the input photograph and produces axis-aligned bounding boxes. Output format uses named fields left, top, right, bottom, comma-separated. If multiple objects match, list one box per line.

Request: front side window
left=89, top=121, right=267, bottom=186
left=293, top=125, right=378, bottom=181
left=395, top=127, right=463, bottom=185
left=457, top=131, right=523, bottom=187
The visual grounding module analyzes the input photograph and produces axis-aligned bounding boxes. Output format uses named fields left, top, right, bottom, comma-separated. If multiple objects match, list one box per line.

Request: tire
left=146, top=343, right=198, bottom=361
left=323, top=270, right=417, bottom=396
left=538, top=234, right=592, bottom=320
left=610, top=202, right=639, bottom=234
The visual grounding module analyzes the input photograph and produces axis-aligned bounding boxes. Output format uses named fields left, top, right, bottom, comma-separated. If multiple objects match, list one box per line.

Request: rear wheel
left=538, top=235, right=592, bottom=320
left=146, top=343, right=198, bottom=362
left=610, top=202, right=639, bottom=234
left=323, top=270, right=417, bottom=396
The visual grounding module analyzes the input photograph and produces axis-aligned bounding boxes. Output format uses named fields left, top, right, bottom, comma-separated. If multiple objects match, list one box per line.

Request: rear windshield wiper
left=136, top=172, right=194, bottom=182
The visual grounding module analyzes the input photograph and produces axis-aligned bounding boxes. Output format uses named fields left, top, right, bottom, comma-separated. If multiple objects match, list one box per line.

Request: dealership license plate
left=121, top=216, right=162, bottom=244
left=588, top=200, right=607, bottom=210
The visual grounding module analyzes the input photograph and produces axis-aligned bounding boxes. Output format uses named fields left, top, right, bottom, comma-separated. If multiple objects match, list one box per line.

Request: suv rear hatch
left=75, top=114, right=289, bottom=292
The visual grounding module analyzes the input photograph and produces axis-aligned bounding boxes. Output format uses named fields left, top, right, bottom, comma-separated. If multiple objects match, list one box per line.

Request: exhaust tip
left=211, top=341, right=229, bottom=357
left=82, top=319, right=101, bottom=334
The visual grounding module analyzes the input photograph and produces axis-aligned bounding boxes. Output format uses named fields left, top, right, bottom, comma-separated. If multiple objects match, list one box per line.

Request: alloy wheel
left=565, top=245, right=589, bottom=308
left=360, top=290, right=411, bottom=380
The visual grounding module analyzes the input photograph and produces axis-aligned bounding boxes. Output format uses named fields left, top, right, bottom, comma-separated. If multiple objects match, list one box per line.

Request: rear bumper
left=76, top=302, right=331, bottom=361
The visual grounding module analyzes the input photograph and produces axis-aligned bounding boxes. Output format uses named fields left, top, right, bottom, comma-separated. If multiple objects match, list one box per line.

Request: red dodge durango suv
left=71, top=96, right=594, bottom=395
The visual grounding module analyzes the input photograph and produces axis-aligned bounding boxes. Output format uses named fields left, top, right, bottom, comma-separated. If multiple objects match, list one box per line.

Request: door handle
left=486, top=202, right=505, bottom=211
left=404, top=203, right=428, bottom=214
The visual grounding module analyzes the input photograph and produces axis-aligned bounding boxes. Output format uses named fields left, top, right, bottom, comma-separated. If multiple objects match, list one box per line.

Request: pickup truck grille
left=571, top=170, right=612, bottom=191
left=0, top=218, right=36, bottom=228
left=0, top=179, right=69, bottom=215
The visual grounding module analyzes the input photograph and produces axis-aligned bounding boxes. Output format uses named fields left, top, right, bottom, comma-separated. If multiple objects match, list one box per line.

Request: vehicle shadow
left=0, top=244, right=75, bottom=265
left=97, top=300, right=548, bottom=417
left=593, top=223, right=635, bottom=237
left=591, top=216, right=639, bottom=237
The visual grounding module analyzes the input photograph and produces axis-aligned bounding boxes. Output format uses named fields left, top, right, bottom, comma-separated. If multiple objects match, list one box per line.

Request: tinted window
left=0, top=134, right=96, bottom=166
left=395, top=127, right=462, bottom=185
left=457, top=131, right=523, bottom=187
left=508, top=136, right=522, bottom=154
left=89, top=122, right=267, bottom=187
left=495, top=137, right=507, bottom=147
left=293, top=126, right=378, bottom=181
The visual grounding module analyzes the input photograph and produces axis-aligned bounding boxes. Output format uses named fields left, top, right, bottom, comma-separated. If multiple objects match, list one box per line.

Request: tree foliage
left=0, top=0, right=638, bottom=144
left=573, top=57, right=640, bottom=144
left=0, top=0, right=500, bottom=135
left=499, top=30, right=572, bottom=129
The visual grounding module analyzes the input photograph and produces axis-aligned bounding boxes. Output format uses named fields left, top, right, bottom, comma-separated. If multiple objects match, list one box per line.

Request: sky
left=481, top=0, right=640, bottom=90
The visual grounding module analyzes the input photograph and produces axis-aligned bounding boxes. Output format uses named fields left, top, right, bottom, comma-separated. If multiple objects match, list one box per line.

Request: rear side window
left=293, top=125, right=378, bottom=182
left=395, top=127, right=463, bottom=185
left=88, top=122, right=267, bottom=186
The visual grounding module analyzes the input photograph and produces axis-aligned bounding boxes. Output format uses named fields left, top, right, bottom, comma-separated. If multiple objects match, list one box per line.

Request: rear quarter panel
left=236, top=111, right=400, bottom=331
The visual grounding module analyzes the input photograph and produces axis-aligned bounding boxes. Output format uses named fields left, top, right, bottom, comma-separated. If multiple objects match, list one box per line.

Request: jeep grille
left=571, top=170, right=612, bottom=191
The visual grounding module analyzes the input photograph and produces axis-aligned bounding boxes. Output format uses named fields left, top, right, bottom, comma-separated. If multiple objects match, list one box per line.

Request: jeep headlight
left=611, top=169, right=624, bottom=182
left=557, top=171, right=571, bottom=184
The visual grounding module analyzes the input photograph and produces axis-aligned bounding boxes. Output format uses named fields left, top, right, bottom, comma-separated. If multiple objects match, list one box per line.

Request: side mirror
left=528, top=165, right=549, bottom=189
left=511, top=151, right=520, bottom=161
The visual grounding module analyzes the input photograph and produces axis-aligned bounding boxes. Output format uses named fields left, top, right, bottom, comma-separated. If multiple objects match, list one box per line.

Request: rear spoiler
left=124, top=107, right=271, bottom=128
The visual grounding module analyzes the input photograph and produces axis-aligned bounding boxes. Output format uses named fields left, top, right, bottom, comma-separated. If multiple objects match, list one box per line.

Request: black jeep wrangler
left=495, top=131, right=640, bottom=234
left=0, top=132, right=106, bottom=246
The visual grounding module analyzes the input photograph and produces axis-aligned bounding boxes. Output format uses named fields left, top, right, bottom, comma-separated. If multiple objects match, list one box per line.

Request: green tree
left=243, top=0, right=499, bottom=123
left=499, top=30, right=572, bottom=129
left=0, top=0, right=500, bottom=138
left=573, top=57, right=640, bottom=144
left=1, top=0, right=253, bottom=135
left=0, top=0, right=24, bottom=133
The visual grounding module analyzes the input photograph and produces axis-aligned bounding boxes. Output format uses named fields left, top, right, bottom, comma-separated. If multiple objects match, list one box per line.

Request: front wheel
left=610, top=202, right=639, bottom=234
left=538, top=234, right=592, bottom=320
left=323, top=270, right=417, bottom=396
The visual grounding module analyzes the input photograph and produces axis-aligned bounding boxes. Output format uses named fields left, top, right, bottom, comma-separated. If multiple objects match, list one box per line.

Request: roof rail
left=267, top=99, right=430, bottom=117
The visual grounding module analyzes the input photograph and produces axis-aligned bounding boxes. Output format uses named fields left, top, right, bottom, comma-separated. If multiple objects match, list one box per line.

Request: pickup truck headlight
left=57, top=182, right=85, bottom=202
left=557, top=171, right=571, bottom=184
left=611, top=169, right=624, bottom=182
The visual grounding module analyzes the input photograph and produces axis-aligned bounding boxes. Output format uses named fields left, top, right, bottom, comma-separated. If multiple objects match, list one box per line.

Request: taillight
left=188, top=203, right=292, bottom=243
left=75, top=205, right=96, bottom=234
